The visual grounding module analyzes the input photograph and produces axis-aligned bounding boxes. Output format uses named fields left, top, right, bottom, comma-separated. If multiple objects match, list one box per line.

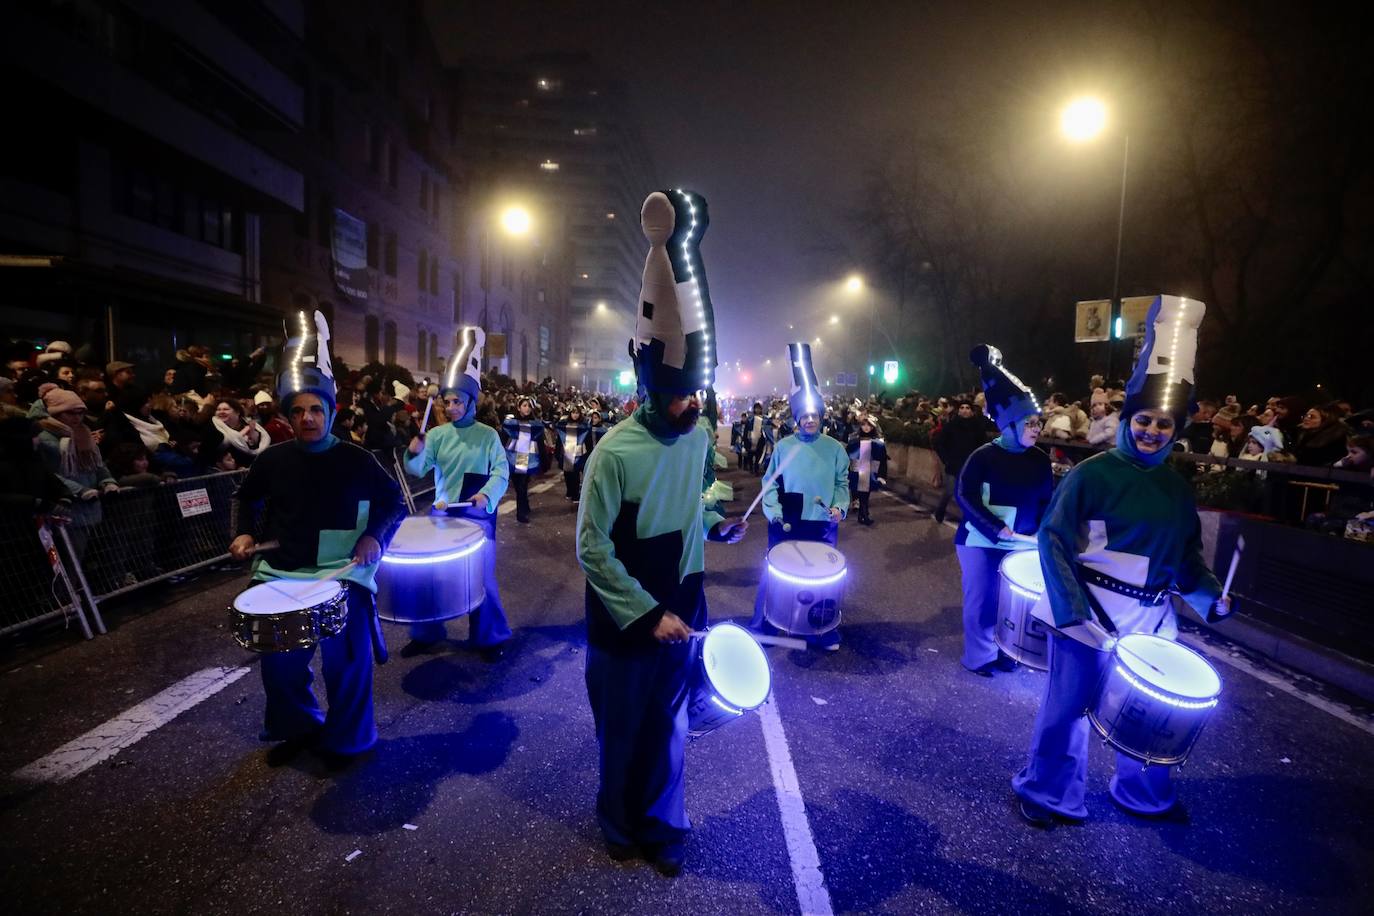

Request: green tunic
left=403, top=421, right=508, bottom=514
left=761, top=433, right=850, bottom=523
left=577, top=411, right=724, bottom=640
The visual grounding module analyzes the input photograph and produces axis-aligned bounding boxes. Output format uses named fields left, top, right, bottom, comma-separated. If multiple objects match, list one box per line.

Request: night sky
left=426, top=1, right=1372, bottom=402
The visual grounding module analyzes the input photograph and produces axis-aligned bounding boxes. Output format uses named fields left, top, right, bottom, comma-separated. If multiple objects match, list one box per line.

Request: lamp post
left=479, top=204, right=533, bottom=375
left=844, top=273, right=873, bottom=398
left=1061, top=96, right=1129, bottom=384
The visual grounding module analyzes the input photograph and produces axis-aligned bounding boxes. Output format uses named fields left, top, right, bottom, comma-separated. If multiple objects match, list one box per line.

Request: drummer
left=402, top=327, right=513, bottom=661
left=578, top=189, right=747, bottom=876
left=750, top=342, right=850, bottom=651
left=954, top=345, right=1053, bottom=676
left=1013, top=295, right=1232, bottom=827
left=229, top=311, right=406, bottom=767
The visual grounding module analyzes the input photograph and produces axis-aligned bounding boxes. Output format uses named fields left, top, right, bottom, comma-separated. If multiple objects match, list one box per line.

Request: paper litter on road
left=345, top=849, right=363, bottom=862
left=926, top=648, right=939, bottom=653
left=1280, top=757, right=1292, bottom=764
left=402, top=824, right=419, bottom=831
left=811, top=696, right=828, bottom=706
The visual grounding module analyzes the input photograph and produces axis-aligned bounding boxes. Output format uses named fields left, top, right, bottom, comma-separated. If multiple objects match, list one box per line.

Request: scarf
left=39, top=417, right=102, bottom=475
left=1113, top=413, right=1175, bottom=468
left=296, top=432, right=339, bottom=454
left=636, top=391, right=693, bottom=440
left=213, top=416, right=271, bottom=456
left=125, top=413, right=171, bottom=451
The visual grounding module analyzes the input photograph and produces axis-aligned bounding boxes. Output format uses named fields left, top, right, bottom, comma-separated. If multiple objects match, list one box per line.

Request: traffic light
left=868, top=364, right=875, bottom=376
left=882, top=360, right=899, bottom=385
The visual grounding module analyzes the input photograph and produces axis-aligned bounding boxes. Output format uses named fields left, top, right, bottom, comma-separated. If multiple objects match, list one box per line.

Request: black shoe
left=965, top=661, right=997, bottom=678
left=606, top=842, right=637, bottom=862
left=1110, top=794, right=1187, bottom=822
left=933, top=509, right=946, bottom=524
left=517, top=515, right=530, bottom=524
left=479, top=643, right=508, bottom=662
left=399, top=639, right=443, bottom=658
left=315, top=746, right=367, bottom=773
left=995, top=652, right=1019, bottom=672
left=1017, top=798, right=1054, bottom=829
left=652, top=841, right=685, bottom=877
left=264, top=731, right=319, bottom=767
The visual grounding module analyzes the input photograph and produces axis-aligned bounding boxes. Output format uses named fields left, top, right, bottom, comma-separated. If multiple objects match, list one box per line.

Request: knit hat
left=1121, top=295, right=1204, bottom=429
left=630, top=189, right=716, bottom=395
left=36, top=341, right=72, bottom=366
left=43, top=387, right=85, bottom=414
left=970, top=344, right=1040, bottom=432
left=441, top=327, right=485, bottom=400
left=1247, top=425, right=1284, bottom=455
left=252, top=390, right=273, bottom=406
left=786, top=342, right=822, bottom=423
left=277, top=309, right=336, bottom=411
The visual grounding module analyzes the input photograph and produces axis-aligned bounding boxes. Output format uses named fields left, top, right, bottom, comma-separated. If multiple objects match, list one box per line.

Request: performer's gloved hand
left=652, top=610, right=692, bottom=644
left=471, top=494, right=489, bottom=512
left=408, top=435, right=424, bottom=455
left=1213, top=595, right=1233, bottom=618
left=353, top=535, right=382, bottom=565
left=229, top=534, right=256, bottom=561
left=712, top=516, right=748, bottom=543
left=827, top=506, right=843, bottom=522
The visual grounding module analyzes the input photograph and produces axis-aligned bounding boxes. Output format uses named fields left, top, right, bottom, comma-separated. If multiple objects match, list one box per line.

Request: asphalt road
left=3, top=446, right=1373, bottom=915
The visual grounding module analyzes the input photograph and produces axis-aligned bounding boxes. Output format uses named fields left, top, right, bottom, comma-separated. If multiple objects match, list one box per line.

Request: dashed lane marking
left=12, top=666, right=252, bottom=784
left=497, top=477, right=559, bottom=516
left=758, top=693, right=834, bottom=916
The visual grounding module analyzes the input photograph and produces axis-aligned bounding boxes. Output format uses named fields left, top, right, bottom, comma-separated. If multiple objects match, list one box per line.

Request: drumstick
left=249, top=539, right=280, bottom=555
left=742, top=444, right=804, bottom=523
left=1115, top=642, right=1166, bottom=677
left=419, top=397, right=434, bottom=434
left=690, top=630, right=808, bottom=651
left=1221, top=534, right=1244, bottom=602
left=256, top=561, right=356, bottom=604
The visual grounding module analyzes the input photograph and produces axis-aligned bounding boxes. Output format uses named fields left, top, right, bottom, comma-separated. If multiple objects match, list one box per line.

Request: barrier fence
left=0, top=510, right=95, bottom=639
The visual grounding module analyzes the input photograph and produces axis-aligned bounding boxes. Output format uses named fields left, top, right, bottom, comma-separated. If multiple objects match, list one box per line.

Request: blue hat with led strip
left=277, top=310, right=336, bottom=411
left=787, top=342, right=822, bottom=423
left=969, top=344, right=1039, bottom=432
left=441, top=326, right=485, bottom=400
left=1121, top=295, right=1204, bottom=428
left=631, top=189, right=716, bottom=395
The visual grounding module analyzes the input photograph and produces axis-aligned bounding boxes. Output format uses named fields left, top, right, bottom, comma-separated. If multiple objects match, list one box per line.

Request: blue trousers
left=1012, top=631, right=1177, bottom=818
left=585, top=643, right=692, bottom=847
left=260, top=585, right=378, bottom=755
left=955, top=545, right=1006, bottom=670
left=409, top=505, right=512, bottom=647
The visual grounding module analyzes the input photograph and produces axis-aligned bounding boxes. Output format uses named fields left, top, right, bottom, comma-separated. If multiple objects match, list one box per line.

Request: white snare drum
left=763, top=540, right=846, bottom=635
left=996, top=551, right=1051, bottom=670
left=1089, top=634, right=1222, bottom=766
left=230, top=579, right=348, bottom=653
left=376, top=515, right=486, bottom=624
left=687, top=623, right=772, bottom=738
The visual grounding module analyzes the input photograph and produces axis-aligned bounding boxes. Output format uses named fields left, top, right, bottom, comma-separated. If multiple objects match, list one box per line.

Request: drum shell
left=687, top=627, right=771, bottom=738
left=1088, top=651, right=1218, bottom=766
left=375, top=544, right=485, bottom=623
left=229, top=584, right=348, bottom=653
left=763, top=545, right=846, bottom=635
left=995, top=555, right=1050, bottom=670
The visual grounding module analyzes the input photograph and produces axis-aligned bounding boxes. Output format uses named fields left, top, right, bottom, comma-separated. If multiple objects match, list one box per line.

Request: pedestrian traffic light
left=868, top=364, right=875, bottom=376
left=617, top=369, right=634, bottom=386
left=882, top=360, right=899, bottom=385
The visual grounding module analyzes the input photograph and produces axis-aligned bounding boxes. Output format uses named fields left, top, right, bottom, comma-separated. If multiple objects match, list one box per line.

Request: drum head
left=386, top=515, right=485, bottom=561
left=1115, top=634, right=1221, bottom=699
left=702, top=624, right=771, bottom=712
left=234, top=579, right=343, bottom=614
left=767, top=540, right=846, bottom=582
left=999, top=550, right=1044, bottom=595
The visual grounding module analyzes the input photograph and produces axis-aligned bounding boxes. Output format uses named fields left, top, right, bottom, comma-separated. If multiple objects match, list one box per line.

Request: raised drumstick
left=690, top=630, right=807, bottom=651
left=742, top=444, right=804, bottom=523
left=419, top=397, right=434, bottom=434
left=1221, top=534, right=1244, bottom=602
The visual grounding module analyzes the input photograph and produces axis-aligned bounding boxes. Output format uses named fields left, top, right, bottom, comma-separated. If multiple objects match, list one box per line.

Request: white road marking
left=12, top=666, right=251, bottom=784
left=1178, top=634, right=1374, bottom=737
left=758, top=694, right=834, bottom=916
left=876, top=489, right=957, bottom=529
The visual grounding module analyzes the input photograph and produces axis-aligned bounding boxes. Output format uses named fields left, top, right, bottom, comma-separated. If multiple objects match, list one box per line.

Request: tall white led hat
left=787, top=342, right=822, bottom=424
left=442, top=326, right=486, bottom=401
left=277, top=309, right=336, bottom=411
left=1121, top=295, right=1205, bottom=428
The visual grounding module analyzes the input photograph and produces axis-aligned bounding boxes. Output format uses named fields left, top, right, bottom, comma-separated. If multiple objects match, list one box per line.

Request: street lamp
left=500, top=205, right=532, bottom=237
left=1061, top=95, right=1129, bottom=383
left=829, top=314, right=839, bottom=325
left=844, top=273, right=875, bottom=398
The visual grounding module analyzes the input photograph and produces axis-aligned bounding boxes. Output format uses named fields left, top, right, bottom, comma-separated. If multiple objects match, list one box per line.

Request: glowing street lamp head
left=829, top=314, right=839, bottom=325
left=500, top=205, right=533, bottom=236
left=844, top=274, right=864, bottom=294
left=1061, top=96, right=1108, bottom=142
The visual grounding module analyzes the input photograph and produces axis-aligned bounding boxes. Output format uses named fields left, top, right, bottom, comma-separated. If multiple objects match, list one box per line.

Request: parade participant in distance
left=502, top=395, right=546, bottom=523
left=1013, top=295, right=1231, bottom=827
left=954, top=346, right=1053, bottom=676
left=403, top=328, right=513, bottom=660
left=578, top=189, right=748, bottom=876
left=745, top=401, right=767, bottom=474
left=554, top=401, right=593, bottom=502
left=932, top=398, right=991, bottom=524
left=749, top=342, right=850, bottom=649
left=846, top=413, right=887, bottom=525
left=229, top=311, right=406, bottom=766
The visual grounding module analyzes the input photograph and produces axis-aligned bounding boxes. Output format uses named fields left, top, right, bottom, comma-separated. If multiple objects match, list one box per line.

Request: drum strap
left=1077, top=565, right=1174, bottom=606
left=1072, top=566, right=1120, bottom=634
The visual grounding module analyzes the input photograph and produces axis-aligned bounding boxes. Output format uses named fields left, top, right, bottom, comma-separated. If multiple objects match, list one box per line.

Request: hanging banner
left=1075, top=299, right=1111, bottom=342
left=330, top=208, right=369, bottom=301
left=1120, top=295, right=1157, bottom=339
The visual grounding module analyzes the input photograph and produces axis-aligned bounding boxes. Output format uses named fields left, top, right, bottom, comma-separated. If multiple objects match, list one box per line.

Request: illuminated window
left=539, top=160, right=560, bottom=172
left=573, top=126, right=598, bottom=137
left=535, top=77, right=562, bottom=92
left=605, top=211, right=616, bottom=220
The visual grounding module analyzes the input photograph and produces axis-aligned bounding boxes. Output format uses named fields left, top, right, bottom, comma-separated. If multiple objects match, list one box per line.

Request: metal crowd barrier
left=0, top=510, right=98, bottom=640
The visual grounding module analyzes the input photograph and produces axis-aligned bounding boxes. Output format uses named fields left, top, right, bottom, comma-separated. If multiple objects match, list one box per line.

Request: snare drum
left=1088, top=633, right=1222, bottom=766
left=763, top=540, right=846, bottom=635
left=376, top=515, right=486, bottom=624
left=230, top=579, right=348, bottom=652
left=687, top=623, right=772, bottom=738
left=996, top=551, right=1051, bottom=670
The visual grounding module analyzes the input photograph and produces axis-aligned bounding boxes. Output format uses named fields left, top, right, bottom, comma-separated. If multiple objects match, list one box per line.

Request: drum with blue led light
left=763, top=540, right=846, bottom=635
left=996, top=549, right=1051, bottom=670
left=375, top=515, right=486, bottom=624
left=687, top=623, right=772, bottom=738
left=1089, top=634, right=1222, bottom=766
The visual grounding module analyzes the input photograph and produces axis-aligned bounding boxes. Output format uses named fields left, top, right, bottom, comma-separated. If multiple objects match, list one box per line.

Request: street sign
left=1120, top=295, right=1156, bottom=339
left=487, top=333, right=507, bottom=358
left=1075, top=299, right=1111, bottom=342
left=883, top=361, right=899, bottom=385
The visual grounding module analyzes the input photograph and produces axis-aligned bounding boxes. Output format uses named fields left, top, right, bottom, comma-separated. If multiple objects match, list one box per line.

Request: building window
left=539, top=160, right=560, bottom=172
left=605, top=211, right=616, bottom=220
left=318, top=84, right=335, bottom=140
left=383, top=320, right=397, bottom=364
left=387, top=140, right=399, bottom=189
left=429, top=260, right=438, bottom=294
left=429, top=331, right=439, bottom=373
left=419, top=172, right=429, bottom=213
left=365, top=315, right=380, bottom=363
left=418, top=249, right=428, bottom=289
left=573, top=126, right=597, bottom=137
left=417, top=324, right=425, bottom=369
left=535, top=77, right=562, bottom=92
left=384, top=232, right=397, bottom=277
left=316, top=193, right=333, bottom=246
left=364, top=124, right=378, bottom=172
left=294, top=181, right=311, bottom=238
left=367, top=222, right=380, bottom=269
left=384, top=51, right=399, bottom=99
left=453, top=272, right=462, bottom=323
left=432, top=185, right=441, bottom=221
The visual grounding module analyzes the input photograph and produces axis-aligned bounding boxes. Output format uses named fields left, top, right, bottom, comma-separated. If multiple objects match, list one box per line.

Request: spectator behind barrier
left=1294, top=406, right=1350, bottom=468
left=0, top=416, right=73, bottom=517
